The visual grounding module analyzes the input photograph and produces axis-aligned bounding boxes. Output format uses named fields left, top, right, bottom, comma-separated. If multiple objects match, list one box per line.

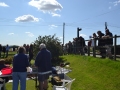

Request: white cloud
left=8, top=33, right=14, bottom=35
left=113, top=0, right=120, bottom=6
left=0, top=2, right=9, bottom=7
left=49, top=24, right=58, bottom=27
left=25, top=32, right=34, bottom=37
left=80, top=34, right=87, bottom=37
left=28, top=0, right=63, bottom=16
left=49, top=24, right=58, bottom=29
left=51, top=13, right=61, bottom=17
left=15, top=15, right=39, bottom=22
left=109, top=0, right=120, bottom=8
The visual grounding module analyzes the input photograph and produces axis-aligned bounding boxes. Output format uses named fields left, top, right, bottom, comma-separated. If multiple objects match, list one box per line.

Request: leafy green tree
left=33, top=34, right=63, bottom=60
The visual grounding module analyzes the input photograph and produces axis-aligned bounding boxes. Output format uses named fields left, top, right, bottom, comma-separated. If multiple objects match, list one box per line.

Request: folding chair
left=0, top=79, right=6, bottom=90
left=52, top=78, right=75, bottom=90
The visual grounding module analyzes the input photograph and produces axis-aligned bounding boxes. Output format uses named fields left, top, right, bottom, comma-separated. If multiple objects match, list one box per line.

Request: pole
left=77, top=27, right=82, bottom=38
left=63, top=22, right=65, bottom=46
left=105, top=22, right=107, bottom=30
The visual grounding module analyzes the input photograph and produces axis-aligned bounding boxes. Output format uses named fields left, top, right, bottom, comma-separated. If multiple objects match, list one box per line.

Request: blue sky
left=0, top=0, right=120, bottom=46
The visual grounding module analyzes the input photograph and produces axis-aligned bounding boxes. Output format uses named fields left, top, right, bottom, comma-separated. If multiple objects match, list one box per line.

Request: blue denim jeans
left=12, top=72, right=27, bottom=90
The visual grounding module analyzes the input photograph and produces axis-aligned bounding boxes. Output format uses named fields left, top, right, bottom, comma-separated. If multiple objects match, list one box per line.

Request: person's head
left=39, top=43, right=46, bottom=50
left=105, top=29, right=109, bottom=34
left=93, top=33, right=97, bottom=37
left=97, top=31, right=101, bottom=36
left=30, top=44, right=33, bottom=48
left=18, top=46, right=26, bottom=54
left=23, top=44, right=26, bottom=47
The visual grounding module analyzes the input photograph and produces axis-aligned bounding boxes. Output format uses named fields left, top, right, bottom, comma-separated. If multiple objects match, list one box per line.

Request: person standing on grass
left=0, top=44, right=2, bottom=58
left=102, top=29, right=113, bottom=59
left=5, top=44, right=9, bottom=58
left=97, top=30, right=106, bottom=58
left=2, top=46, right=6, bottom=58
left=12, top=46, right=29, bottom=90
left=35, top=43, right=52, bottom=90
left=29, top=44, right=33, bottom=65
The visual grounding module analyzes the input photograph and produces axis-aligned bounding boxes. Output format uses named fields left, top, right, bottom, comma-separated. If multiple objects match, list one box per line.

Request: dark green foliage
left=5, top=57, right=13, bottom=64
left=33, top=34, right=63, bottom=63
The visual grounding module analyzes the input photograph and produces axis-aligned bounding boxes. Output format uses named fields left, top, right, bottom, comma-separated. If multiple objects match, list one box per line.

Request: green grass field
left=1, top=52, right=120, bottom=90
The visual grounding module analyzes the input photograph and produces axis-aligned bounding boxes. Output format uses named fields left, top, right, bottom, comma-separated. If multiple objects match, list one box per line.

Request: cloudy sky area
left=0, top=0, right=120, bottom=45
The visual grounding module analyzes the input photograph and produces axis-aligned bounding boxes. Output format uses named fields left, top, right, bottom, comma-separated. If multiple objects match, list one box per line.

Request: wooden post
left=88, top=46, right=90, bottom=56
left=114, top=35, right=117, bottom=60
left=93, top=38, right=96, bottom=57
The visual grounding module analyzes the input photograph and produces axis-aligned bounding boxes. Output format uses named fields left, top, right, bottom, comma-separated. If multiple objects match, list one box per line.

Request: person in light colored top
left=91, top=33, right=97, bottom=47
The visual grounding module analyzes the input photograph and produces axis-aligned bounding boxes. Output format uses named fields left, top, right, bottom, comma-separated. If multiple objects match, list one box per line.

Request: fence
left=86, top=35, right=120, bottom=60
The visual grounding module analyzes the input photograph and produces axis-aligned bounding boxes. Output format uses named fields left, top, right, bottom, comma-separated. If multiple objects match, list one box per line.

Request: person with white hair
left=35, top=43, right=52, bottom=90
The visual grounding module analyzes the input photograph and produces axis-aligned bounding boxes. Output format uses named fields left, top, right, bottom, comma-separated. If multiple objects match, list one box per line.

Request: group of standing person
left=64, top=36, right=86, bottom=55
left=89, top=29, right=113, bottom=59
left=23, top=44, right=34, bottom=65
left=0, top=44, right=10, bottom=58
left=12, top=43, right=52, bottom=90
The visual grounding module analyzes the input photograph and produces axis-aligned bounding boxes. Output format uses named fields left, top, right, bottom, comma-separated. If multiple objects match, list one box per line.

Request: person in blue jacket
left=12, top=46, right=29, bottom=90
left=35, top=43, right=52, bottom=90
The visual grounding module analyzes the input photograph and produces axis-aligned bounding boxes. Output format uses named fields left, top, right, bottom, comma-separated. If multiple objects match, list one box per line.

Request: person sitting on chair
left=0, top=59, right=9, bottom=90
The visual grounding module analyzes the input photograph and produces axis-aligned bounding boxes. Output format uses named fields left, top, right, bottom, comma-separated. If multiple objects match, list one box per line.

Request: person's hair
left=0, top=59, right=5, bottom=64
left=18, top=46, right=26, bottom=53
left=97, top=30, right=101, bottom=34
left=30, top=44, right=33, bottom=48
left=106, top=29, right=109, bottom=32
left=39, top=43, right=46, bottom=49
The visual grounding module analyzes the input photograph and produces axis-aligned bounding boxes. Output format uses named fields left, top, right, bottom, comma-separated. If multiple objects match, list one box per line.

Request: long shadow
left=51, top=57, right=68, bottom=66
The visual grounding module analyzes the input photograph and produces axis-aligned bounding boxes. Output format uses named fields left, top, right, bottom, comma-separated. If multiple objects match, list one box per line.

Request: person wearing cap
left=35, top=43, right=52, bottom=90
left=102, top=29, right=113, bottom=59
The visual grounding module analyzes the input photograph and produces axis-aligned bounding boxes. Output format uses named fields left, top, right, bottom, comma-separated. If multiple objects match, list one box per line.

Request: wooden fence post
left=88, top=46, right=90, bottom=56
left=114, top=35, right=117, bottom=60
left=93, top=38, right=96, bottom=57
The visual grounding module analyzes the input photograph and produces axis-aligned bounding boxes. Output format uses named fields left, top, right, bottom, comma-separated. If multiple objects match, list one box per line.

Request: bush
left=33, top=34, right=63, bottom=57
left=5, top=57, right=13, bottom=64
left=33, top=34, right=63, bottom=65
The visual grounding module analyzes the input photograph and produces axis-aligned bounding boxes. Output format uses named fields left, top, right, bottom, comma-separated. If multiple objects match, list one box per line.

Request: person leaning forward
left=35, top=43, right=52, bottom=90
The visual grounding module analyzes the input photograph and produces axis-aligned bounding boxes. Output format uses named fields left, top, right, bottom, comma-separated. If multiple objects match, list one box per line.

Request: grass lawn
left=62, top=55, right=120, bottom=90
left=1, top=52, right=120, bottom=90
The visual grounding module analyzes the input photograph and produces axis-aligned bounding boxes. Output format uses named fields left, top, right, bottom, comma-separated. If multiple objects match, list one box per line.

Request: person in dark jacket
left=35, top=43, right=52, bottom=90
left=102, top=29, right=113, bottom=59
left=12, top=46, right=29, bottom=90
left=0, top=44, right=2, bottom=58
left=29, top=44, right=33, bottom=65
left=2, top=47, right=6, bottom=58
left=97, top=30, right=106, bottom=58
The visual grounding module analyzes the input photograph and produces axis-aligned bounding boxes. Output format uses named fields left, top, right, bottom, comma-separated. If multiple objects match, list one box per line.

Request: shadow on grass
left=51, top=57, right=69, bottom=66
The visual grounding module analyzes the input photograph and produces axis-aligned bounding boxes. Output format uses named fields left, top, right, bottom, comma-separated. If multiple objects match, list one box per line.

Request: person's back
left=2, top=47, right=6, bottom=53
left=12, top=46, right=29, bottom=90
left=35, top=48, right=51, bottom=72
left=105, top=30, right=113, bottom=45
left=13, top=53, right=29, bottom=72
left=0, top=45, right=2, bottom=51
left=35, top=43, right=52, bottom=90
left=97, top=31, right=105, bottom=46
